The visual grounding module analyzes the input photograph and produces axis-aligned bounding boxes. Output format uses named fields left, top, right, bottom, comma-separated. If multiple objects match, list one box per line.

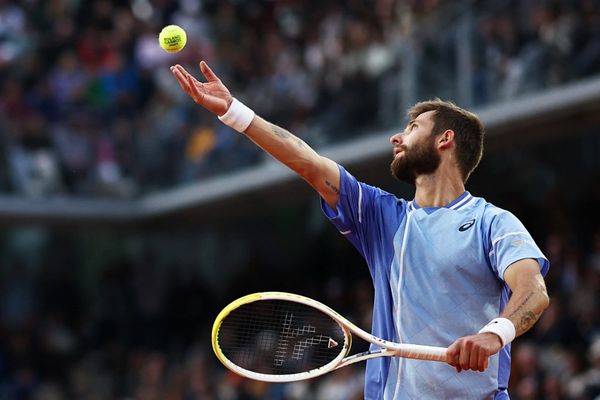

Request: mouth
left=393, top=147, right=405, bottom=159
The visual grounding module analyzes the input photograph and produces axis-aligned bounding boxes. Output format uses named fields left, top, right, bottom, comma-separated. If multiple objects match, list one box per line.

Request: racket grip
left=396, top=344, right=448, bottom=362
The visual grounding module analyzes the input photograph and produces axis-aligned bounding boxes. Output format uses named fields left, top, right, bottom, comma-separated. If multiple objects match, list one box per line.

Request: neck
left=413, top=168, right=465, bottom=208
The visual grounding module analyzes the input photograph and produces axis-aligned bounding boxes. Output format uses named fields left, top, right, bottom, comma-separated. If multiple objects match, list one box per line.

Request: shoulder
left=336, top=165, right=408, bottom=226
left=471, top=197, right=529, bottom=239
left=339, top=164, right=405, bottom=203
left=471, top=197, right=519, bottom=222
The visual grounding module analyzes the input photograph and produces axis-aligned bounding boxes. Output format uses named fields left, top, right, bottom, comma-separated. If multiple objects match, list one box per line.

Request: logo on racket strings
left=274, top=312, right=338, bottom=366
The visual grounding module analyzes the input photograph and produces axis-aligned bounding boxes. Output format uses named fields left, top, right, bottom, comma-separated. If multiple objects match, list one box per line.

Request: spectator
left=0, top=3, right=599, bottom=396
left=1, top=0, right=599, bottom=197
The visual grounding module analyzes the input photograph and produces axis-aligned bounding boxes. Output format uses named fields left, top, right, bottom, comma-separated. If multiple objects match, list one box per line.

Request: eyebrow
left=406, top=120, right=417, bottom=129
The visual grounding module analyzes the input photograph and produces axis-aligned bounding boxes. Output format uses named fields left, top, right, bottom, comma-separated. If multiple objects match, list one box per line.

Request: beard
left=390, top=136, right=441, bottom=185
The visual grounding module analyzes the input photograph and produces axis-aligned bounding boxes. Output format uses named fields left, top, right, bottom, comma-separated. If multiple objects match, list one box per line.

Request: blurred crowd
left=0, top=129, right=599, bottom=399
left=1, top=0, right=600, bottom=399
left=1, top=0, right=600, bottom=197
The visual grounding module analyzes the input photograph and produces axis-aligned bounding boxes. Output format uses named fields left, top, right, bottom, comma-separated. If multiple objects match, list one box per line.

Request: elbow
left=300, top=162, right=320, bottom=183
left=288, top=155, right=321, bottom=182
left=540, top=289, right=550, bottom=312
left=532, top=271, right=550, bottom=313
left=299, top=156, right=327, bottom=186
left=535, top=282, right=550, bottom=314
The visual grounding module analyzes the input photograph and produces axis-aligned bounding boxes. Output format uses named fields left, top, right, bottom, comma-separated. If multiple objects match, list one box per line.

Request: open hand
left=170, top=61, right=233, bottom=116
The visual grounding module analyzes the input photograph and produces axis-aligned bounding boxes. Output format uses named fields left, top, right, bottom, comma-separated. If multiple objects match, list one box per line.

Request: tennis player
left=170, top=62, right=550, bottom=399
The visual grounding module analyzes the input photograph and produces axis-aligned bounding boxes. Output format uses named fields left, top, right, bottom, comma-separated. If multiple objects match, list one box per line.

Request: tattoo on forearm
left=508, top=292, right=533, bottom=318
left=296, top=137, right=307, bottom=148
left=271, top=124, right=307, bottom=148
left=272, top=124, right=292, bottom=139
left=517, top=311, right=539, bottom=334
left=507, top=291, right=543, bottom=335
left=325, top=180, right=340, bottom=194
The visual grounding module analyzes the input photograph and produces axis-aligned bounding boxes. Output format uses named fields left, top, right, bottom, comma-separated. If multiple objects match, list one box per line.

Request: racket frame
left=211, top=291, right=447, bottom=382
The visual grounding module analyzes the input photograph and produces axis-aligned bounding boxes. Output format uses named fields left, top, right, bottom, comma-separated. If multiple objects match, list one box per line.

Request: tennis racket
left=211, top=291, right=448, bottom=382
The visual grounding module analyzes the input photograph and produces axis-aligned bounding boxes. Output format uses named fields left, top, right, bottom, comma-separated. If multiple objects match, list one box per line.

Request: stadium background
left=0, top=0, right=599, bottom=399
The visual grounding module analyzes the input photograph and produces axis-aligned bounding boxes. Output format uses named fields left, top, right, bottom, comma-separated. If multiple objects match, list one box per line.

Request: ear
left=437, top=129, right=455, bottom=150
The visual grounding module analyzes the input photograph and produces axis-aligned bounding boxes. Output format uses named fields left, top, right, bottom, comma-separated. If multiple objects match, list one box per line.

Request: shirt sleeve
left=487, top=210, right=549, bottom=281
left=320, top=164, right=405, bottom=264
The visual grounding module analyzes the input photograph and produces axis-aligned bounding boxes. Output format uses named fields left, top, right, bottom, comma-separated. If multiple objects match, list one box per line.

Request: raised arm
left=446, top=258, right=549, bottom=372
left=170, top=62, right=340, bottom=208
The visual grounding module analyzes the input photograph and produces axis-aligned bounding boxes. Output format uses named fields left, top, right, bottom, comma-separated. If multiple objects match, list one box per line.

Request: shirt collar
left=408, top=191, right=473, bottom=212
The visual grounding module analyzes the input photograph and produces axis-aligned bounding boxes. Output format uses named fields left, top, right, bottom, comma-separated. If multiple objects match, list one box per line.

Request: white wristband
left=218, top=98, right=255, bottom=133
left=478, top=318, right=516, bottom=347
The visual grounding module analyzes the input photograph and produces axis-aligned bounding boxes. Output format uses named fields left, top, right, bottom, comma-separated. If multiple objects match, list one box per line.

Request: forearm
left=500, top=272, right=549, bottom=336
left=244, top=116, right=320, bottom=176
left=168, top=63, right=340, bottom=206
left=243, top=116, right=340, bottom=207
left=447, top=278, right=548, bottom=372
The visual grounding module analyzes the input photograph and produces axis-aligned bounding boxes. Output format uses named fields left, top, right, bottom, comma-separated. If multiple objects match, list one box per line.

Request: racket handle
left=395, top=344, right=448, bottom=362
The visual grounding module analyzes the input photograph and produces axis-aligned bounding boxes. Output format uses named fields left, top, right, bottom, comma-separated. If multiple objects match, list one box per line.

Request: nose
left=390, top=131, right=403, bottom=145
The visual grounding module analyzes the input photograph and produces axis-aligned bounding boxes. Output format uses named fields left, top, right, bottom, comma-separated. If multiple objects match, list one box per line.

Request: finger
left=173, top=64, right=202, bottom=87
left=453, top=353, right=462, bottom=373
left=171, top=63, right=184, bottom=73
left=469, top=345, right=481, bottom=372
left=454, top=353, right=462, bottom=373
left=479, top=349, right=490, bottom=372
left=171, top=64, right=191, bottom=80
left=200, top=61, right=221, bottom=82
left=171, top=65, right=193, bottom=93
left=186, top=74, right=203, bottom=103
left=446, top=345, right=457, bottom=366
left=446, top=342, right=463, bottom=372
left=459, top=341, right=472, bottom=371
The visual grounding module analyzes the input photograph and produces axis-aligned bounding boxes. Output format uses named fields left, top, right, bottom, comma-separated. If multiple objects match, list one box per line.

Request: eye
left=404, top=121, right=417, bottom=135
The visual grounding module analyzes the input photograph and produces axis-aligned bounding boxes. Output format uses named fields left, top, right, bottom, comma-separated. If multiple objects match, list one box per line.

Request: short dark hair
left=408, top=99, right=485, bottom=182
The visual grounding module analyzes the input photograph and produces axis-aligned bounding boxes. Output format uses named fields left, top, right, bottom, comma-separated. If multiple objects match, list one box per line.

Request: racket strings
left=216, top=300, right=346, bottom=375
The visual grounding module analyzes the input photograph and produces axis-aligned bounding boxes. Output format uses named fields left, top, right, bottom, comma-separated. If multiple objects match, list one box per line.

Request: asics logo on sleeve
left=458, top=219, right=476, bottom=232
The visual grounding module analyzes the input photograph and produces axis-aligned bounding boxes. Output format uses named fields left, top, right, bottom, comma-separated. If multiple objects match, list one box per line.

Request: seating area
left=2, top=0, right=599, bottom=197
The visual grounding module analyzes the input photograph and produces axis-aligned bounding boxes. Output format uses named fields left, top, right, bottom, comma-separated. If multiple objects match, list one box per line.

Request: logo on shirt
left=458, top=218, right=476, bottom=232
left=512, top=238, right=534, bottom=247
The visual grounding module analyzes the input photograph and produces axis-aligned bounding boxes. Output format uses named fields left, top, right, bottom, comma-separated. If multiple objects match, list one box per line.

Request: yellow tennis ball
left=159, top=25, right=187, bottom=53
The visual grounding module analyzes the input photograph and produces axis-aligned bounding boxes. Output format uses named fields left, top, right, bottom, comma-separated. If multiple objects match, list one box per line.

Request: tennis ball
left=159, top=25, right=187, bottom=53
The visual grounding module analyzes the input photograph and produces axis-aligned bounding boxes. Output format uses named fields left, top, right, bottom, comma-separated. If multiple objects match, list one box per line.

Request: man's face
left=389, top=110, right=441, bottom=185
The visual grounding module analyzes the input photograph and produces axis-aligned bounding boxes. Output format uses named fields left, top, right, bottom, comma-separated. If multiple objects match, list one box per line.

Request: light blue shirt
left=321, top=165, right=549, bottom=400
